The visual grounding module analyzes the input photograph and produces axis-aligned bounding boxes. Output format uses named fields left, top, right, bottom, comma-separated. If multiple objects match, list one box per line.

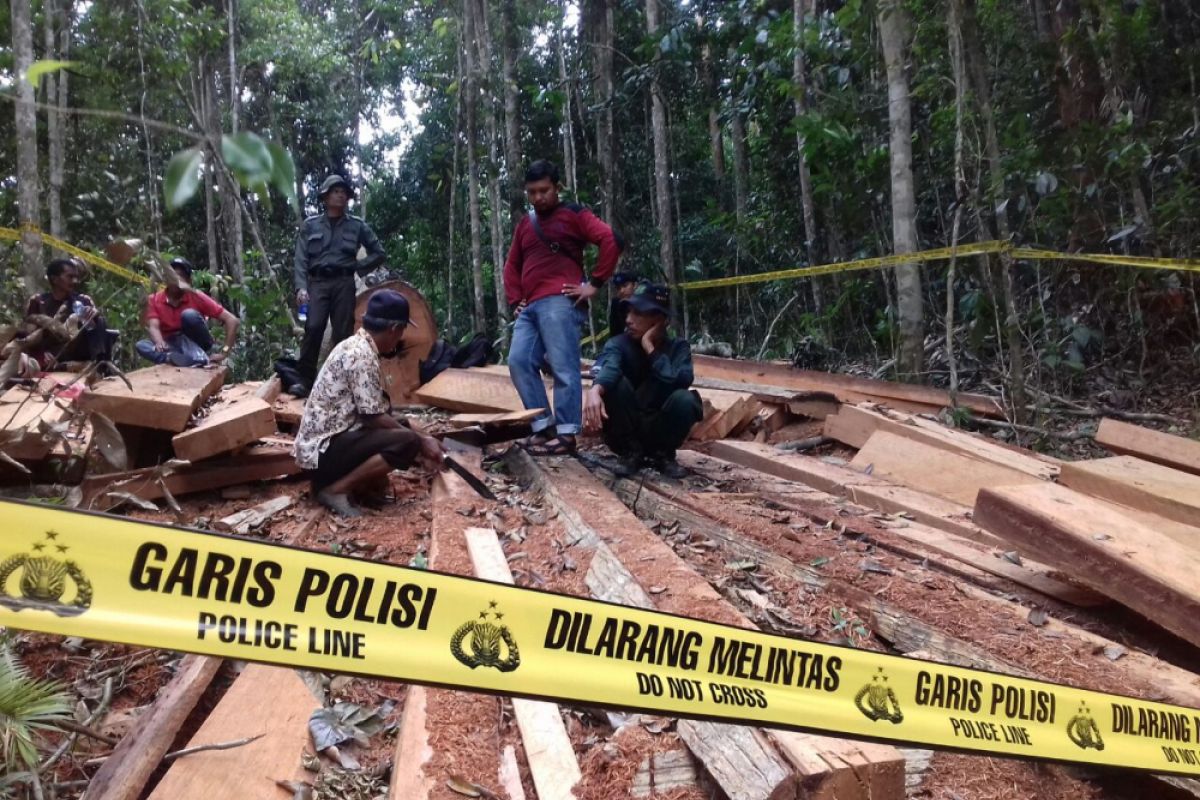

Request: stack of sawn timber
left=820, top=402, right=1200, bottom=648
left=0, top=372, right=97, bottom=481
left=77, top=365, right=302, bottom=509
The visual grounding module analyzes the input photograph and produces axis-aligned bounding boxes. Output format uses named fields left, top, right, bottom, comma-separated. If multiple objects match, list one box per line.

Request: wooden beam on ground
left=1060, top=456, right=1200, bottom=533
left=214, top=495, right=295, bottom=534
left=0, top=386, right=73, bottom=461
left=1094, top=418, right=1200, bottom=477
left=81, top=446, right=300, bottom=511
left=850, top=430, right=1039, bottom=507
left=825, top=404, right=1060, bottom=480
left=146, top=664, right=318, bottom=799
left=691, top=354, right=1003, bottom=417
left=788, top=393, right=842, bottom=420
left=507, top=450, right=906, bottom=800
left=81, top=655, right=222, bottom=800
left=976, top=483, right=1200, bottom=649
left=464, top=527, right=581, bottom=800
left=447, top=408, right=544, bottom=428
left=414, top=368, right=524, bottom=413
left=273, top=394, right=305, bottom=426
left=79, top=365, right=228, bottom=432
left=172, top=397, right=277, bottom=462
left=690, top=389, right=758, bottom=442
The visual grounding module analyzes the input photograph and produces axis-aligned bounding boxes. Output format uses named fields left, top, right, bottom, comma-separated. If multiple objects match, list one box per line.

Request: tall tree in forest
left=43, top=0, right=69, bottom=244
left=463, top=0, right=487, bottom=333
left=587, top=0, right=616, bottom=224
left=877, top=0, right=924, bottom=379
left=11, top=0, right=42, bottom=291
left=499, top=0, right=523, bottom=224
left=792, top=0, right=822, bottom=309
left=475, top=0, right=509, bottom=347
left=555, top=1, right=578, bottom=196
left=645, top=0, right=677, bottom=318
left=223, top=0, right=245, bottom=281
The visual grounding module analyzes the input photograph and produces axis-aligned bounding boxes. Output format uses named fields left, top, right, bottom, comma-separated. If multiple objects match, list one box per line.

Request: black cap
left=362, top=289, right=417, bottom=331
left=626, top=282, right=670, bottom=316
left=612, top=271, right=639, bottom=287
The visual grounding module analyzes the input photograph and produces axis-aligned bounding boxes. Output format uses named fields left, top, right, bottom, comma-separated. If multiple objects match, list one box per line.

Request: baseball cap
left=362, top=290, right=417, bottom=331
left=626, top=282, right=670, bottom=316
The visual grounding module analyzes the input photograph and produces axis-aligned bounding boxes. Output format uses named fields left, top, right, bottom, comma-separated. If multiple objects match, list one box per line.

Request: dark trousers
left=63, top=317, right=115, bottom=363
left=299, top=273, right=356, bottom=386
left=313, top=427, right=420, bottom=492
left=600, top=378, right=704, bottom=459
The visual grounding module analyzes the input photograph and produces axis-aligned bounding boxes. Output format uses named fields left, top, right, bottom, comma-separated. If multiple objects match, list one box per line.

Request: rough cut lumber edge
left=824, top=405, right=1060, bottom=480
left=499, top=745, right=530, bottom=800
left=254, top=375, right=283, bottom=403
left=0, top=386, right=71, bottom=461
left=214, top=495, right=295, bottom=534
left=1059, top=456, right=1200, bottom=534
left=146, top=663, right=318, bottom=799
left=414, top=368, right=524, bottom=413
left=507, top=450, right=906, bottom=800
left=465, top=527, right=581, bottom=800
left=171, top=397, right=277, bottom=462
left=975, top=483, right=1200, bottom=650
left=700, top=440, right=1106, bottom=607
left=448, top=408, right=544, bottom=427
left=1095, top=417, right=1200, bottom=477
left=630, top=749, right=699, bottom=797
left=78, top=365, right=228, bottom=432
left=80, top=655, right=222, bottom=800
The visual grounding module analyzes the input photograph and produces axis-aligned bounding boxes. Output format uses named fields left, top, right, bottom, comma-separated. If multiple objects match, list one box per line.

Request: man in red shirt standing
left=135, top=258, right=240, bottom=367
left=503, top=160, right=621, bottom=455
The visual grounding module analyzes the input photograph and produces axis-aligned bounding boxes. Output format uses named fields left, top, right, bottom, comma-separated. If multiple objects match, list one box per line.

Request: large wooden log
left=1059, top=455, right=1200, bottom=533
left=355, top=280, right=436, bottom=405
left=976, top=483, right=1200, bottom=649
left=171, top=397, right=277, bottom=462
left=79, top=365, right=228, bottom=432
left=1094, top=418, right=1200, bottom=477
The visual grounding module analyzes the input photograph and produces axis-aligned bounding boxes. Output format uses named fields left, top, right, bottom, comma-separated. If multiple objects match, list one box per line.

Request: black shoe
left=287, top=382, right=309, bottom=398
left=610, top=454, right=646, bottom=478
left=650, top=456, right=687, bottom=479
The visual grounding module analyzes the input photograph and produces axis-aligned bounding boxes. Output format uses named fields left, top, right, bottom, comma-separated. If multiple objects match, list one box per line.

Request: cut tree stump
left=464, top=527, right=581, bottom=800
left=1094, top=418, right=1200, bottom=477
left=508, top=450, right=906, bottom=800
left=1059, top=455, right=1200, bottom=532
left=146, top=664, right=318, bottom=799
left=976, top=483, right=1200, bottom=649
left=172, top=397, right=277, bottom=462
left=79, top=365, right=228, bottom=432
left=850, top=430, right=1038, bottom=507
left=81, top=655, right=222, bottom=800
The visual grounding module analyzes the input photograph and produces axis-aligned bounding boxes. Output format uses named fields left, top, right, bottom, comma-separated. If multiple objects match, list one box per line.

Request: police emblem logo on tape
left=855, top=667, right=903, bottom=724
left=450, top=600, right=520, bottom=673
left=0, top=531, right=92, bottom=618
left=1067, top=702, right=1105, bottom=751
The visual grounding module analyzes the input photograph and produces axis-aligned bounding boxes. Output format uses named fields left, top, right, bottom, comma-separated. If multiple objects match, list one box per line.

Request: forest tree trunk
left=476, top=0, right=510, bottom=348
left=12, top=0, right=42, bottom=292
left=500, top=0, right=523, bottom=225
left=645, top=0, right=677, bottom=320
left=589, top=0, right=616, bottom=224
left=792, top=0, right=822, bottom=310
left=878, top=0, right=925, bottom=380
left=463, top=0, right=487, bottom=333
left=223, top=0, right=245, bottom=281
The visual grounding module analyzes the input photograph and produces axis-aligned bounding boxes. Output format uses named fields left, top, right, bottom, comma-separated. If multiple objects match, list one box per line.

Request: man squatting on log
left=292, top=289, right=445, bottom=517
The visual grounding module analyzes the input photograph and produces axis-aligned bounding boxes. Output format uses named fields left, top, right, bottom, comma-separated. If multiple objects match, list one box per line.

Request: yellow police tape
left=680, top=240, right=1200, bottom=291
left=4, top=500, right=1200, bottom=775
left=0, top=225, right=153, bottom=287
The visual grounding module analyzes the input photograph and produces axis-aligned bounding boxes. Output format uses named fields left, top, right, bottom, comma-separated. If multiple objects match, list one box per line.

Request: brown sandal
left=517, top=431, right=555, bottom=449
left=525, top=435, right=577, bottom=457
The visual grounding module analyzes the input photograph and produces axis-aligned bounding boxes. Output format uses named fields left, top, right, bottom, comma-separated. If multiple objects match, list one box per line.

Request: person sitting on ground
left=583, top=283, right=703, bottom=478
left=135, top=258, right=240, bottom=367
left=292, top=289, right=445, bottom=518
left=23, top=258, right=115, bottom=371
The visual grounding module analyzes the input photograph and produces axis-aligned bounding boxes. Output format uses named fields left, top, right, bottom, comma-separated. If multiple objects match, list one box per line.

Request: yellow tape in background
left=0, top=225, right=152, bottom=287
left=4, top=500, right=1200, bottom=775
left=680, top=240, right=1200, bottom=291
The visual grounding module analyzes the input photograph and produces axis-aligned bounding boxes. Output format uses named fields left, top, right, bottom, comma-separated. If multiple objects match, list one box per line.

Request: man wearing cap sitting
left=292, top=174, right=387, bottom=395
left=583, top=283, right=703, bottom=478
left=293, top=289, right=445, bottom=518
left=135, top=258, right=240, bottom=367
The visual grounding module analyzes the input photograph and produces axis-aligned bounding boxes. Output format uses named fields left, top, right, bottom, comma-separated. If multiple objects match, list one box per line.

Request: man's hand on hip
left=562, top=282, right=597, bottom=302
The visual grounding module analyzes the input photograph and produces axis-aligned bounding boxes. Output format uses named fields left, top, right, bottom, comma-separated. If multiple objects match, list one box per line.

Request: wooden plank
left=172, top=397, right=277, bottom=462
left=147, top=664, right=318, bottom=799
left=79, top=365, right=228, bottom=432
left=214, top=495, right=295, bottom=534
left=788, top=397, right=842, bottom=420
left=414, top=368, right=524, bottom=413
left=464, top=527, right=581, bottom=800
left=273, top=394, right=305, bottom=426
left=850, top=430, right=1038, bottom=506
left=1095, top=418, right=1200, bottom=477
left=0, top=386, right=72, bottom=461
left=1060, top=456, right=1200, bottom=533
left=691, top=354, right=1002, bottom=417
left=976, top=483, right=1200, bottom=649
left=81, top=655, right=222, bottom=800
left=825, top=405, right=1060, bottom=479
left=507, top=450, right=906, bottom=800
left=253, top=375, right=283, bottom=403
left=447, top=408, right=544, bottom=428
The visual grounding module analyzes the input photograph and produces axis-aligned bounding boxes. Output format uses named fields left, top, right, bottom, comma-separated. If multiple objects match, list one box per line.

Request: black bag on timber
left=419, top=340, right=456, bottom=385
left=274, top=357, right=307, bottom=395
left=450, top=334, right=493, bottom=369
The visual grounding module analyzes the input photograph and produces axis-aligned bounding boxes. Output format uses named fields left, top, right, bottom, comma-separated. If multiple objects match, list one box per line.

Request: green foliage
left=0, top=648, right=71, bottom=772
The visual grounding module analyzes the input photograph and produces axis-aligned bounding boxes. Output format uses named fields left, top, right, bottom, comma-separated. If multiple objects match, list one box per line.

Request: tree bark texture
left=44, top=0, right=67, bottom=245
left=463, top=0, right=487, bottom=333
left=645, top=0, right=677, bottom=319
left=12, top=0, right=43, bottom=292
left=555, top=1, right=577, bottom=196
left=792, top=0, right=823, bottom=310
left=475, top=0, right=510, bottom=348
left=500, top=0, right=524, bottom=225
left=877, top=0, right=924, bottom=379
left=588, top=0, right=616, bottom=224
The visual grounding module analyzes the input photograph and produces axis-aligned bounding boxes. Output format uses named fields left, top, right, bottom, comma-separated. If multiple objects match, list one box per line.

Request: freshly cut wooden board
left=975, top=483, right=1200, bottom=649
left=448, top=408, right=544, bottom=427
left=172, top=397, right=276, bottom=462
left=147, top=664, right=318, bottom=799
left=0, top=386, right=72, bottom=460
left=850, top=430, right=1038, bottom=506
left=79, top=365, right=227, bottom=432
left=1059, top=456, right=1200, bottom=533
left=415, top=368, right=524, bottom=413
left=1095, top=417, right=1200, bottom=477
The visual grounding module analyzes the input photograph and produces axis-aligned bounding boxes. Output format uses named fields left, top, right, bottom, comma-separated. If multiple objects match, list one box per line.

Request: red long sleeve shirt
left=502, top=203, right=620, bottom=308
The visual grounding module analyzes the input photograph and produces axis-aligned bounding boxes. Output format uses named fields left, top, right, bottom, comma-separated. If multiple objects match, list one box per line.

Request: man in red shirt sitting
left=135, top=258, right=240, bottom=368
left=503, top=160, right=621, bottom=455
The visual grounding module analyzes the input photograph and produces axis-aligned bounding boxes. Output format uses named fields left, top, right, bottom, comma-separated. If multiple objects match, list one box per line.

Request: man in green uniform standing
left=292, top=174, right=386, bottom=395
left=583, top=283, right=703, bottom=477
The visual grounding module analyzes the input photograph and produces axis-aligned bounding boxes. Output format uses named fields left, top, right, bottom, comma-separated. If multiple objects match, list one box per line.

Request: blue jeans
left=508, top=295, right=584, bottom=436
left=136, top=309, right=214, bottom=367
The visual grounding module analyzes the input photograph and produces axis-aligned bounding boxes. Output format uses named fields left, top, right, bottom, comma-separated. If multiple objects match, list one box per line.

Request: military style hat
left=318, top=174, right=355, bottom=199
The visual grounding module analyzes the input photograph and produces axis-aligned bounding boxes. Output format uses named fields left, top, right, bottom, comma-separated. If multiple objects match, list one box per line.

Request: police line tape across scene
left=4, top=500, right=1199, bottom=774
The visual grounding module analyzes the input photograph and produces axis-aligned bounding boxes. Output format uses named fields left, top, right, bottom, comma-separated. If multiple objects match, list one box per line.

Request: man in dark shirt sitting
left=583, top=283, right=703, bottom=477
left=24, top=258, right=114, bottom=371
